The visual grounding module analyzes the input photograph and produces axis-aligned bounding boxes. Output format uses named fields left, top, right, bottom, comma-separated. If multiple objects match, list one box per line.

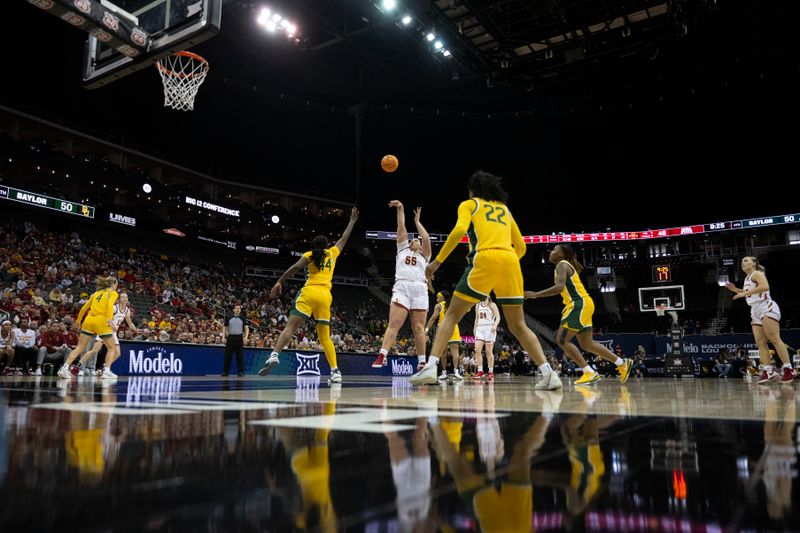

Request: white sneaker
left=258, top=354, right=280, bottom=376
left=77, top=369, right=85, bottom=377
left=410, top=364, right=440, bottom=386
left=451, top=370, right=463, bottom=381
left=34, top=368, right=42, bottom=376
left=102, top=368, right=118, bottom=379
left=437, top=371, right=448, bottom=381
left=534, top=371, right=563, bottom=390
left=329, top=368, right=342, bottom=383
left=57, top=365, right=71, bottom=379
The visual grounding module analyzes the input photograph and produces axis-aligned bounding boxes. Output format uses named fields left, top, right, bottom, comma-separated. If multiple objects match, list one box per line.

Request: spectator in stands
left=633, top=352, right=647, bottom=378
left=10, top=318, right=37, bottom=374
left=48, top=286, right=63, bottom=304
left=714, top=349, right=732, bottom=378
left=36, top=321, right=70, bottom=373
left=0, top=320, right=14, bottom=371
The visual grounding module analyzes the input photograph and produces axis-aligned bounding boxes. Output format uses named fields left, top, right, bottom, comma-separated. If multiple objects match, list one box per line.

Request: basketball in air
left=381, top=154, right=399, bottom=173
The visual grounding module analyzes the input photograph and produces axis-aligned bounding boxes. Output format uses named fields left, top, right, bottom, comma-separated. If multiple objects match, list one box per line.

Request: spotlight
left=401, top=15, right=412, bottom=25
left=272, top=215, right=280, bottom=224
left=426, top=32, right=435, bottom=41
left=142, top=183, right=152, bottom=193
left=382, top=0, right=396, bottom=11
left=265, top=20, right=277, bottom=31
left=287, top=24, right=296, bottom=34
left=279, top=18, right=289, bottom=28
left=272, top=13, right=281, bottom=22
left=434, top=40, right=443, bottom=50
left=443, top=50, right=451, bottom=57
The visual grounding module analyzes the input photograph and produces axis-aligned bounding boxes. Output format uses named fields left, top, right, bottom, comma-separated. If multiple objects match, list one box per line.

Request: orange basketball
left=381, top=154, right=399, bottom=173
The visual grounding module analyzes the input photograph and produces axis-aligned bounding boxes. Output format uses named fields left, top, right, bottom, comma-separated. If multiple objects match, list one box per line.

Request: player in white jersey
left=372, top=201, right=432, bottom=370
left=77, top=292, right=138, bottom=379
left=726, top=256, right=794, bottom=384
left=473, top=296, right=500, bottom=380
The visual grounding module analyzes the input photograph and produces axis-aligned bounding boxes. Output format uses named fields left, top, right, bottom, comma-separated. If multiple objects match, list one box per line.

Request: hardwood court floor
left=0, top=375, right=797, bottom=531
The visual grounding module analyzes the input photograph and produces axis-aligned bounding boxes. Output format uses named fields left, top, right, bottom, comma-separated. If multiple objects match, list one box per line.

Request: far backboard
left=83, top=0, right=221, bottom=88
left=638, top=285, right=685, bottom=312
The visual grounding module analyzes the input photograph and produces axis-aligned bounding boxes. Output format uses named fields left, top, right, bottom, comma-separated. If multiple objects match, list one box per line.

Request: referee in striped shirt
left=223, top=305, right=249, bottom=376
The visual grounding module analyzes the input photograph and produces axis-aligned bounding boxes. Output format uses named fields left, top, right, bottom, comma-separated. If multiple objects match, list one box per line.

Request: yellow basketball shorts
left=290, top=285, right=333, bottom=324
left=81, top=315, right=113, bottom=337
left=455, top=249, right=524, bottom=305
left=473, top=483, right=532, bottom=532
left=560, top=297, right=595, bottom=332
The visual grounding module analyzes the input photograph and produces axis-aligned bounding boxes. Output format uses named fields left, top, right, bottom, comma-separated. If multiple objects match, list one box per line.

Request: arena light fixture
left=426, top=32, right=435, bottom=41
left=257, top=7, right=299, bottom=37
left=142, top=183, right=153, bottom=193
left=271, top=215, right=280, bottom=224
left=382, top=0, right=397, bottom=12
left=443, top=50, right=451, bottom=57
left=401, top=15, right=412, bottom=25
left=434, top=40, right=443, bottom=50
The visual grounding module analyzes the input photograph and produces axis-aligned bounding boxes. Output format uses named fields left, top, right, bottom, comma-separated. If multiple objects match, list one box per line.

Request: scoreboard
left=367, top=211, right=800, bottom=244
left=1, top=185, right=94, bottom=218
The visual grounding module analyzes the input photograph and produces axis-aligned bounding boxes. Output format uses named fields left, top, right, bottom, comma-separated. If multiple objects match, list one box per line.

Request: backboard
left=638, top=285, right=685, bottom=312
left=82, top=0, right=221, bottom=88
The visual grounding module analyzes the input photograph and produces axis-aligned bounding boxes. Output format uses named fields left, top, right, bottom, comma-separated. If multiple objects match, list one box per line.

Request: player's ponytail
left=560, top=244, right=584, bottom=274
left=310, top=236, right=329, bottom=270
left=95, top=276, right=117, bottom=289
left=467, top=170, right=509, bottom=204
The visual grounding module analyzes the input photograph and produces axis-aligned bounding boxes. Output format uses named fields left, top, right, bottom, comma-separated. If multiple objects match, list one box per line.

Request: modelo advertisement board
left=115, top=342, right=419, bottom=377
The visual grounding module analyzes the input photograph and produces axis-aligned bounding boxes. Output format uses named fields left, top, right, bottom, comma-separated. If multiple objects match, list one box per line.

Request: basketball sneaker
left=780, top=366, right=796, bottom=383
left=409, top=364, right=439, bottom=386
left=69, top=365, right=81, bottom=376
left=57, top=365, right=71, bottom=379
left=258, top=354, right=280, bottom=376
left=576, top=370, right=600, bottom=385
left=329, top=368, right=342, bottom=384
left=102, top=368, right=118, bottom=379
left=758, top=368, right=780, bottom=385
left=451, top=369, right=463, bottom=381
left=437, top=370, right=448, bottom=381
left=534, top=371, right=563, bottom=391
left=618, top=359, right=634, bottom=384
left=473, top=370, right=485, bottom=380
left=487, top=371, right=494, bottom=381
left=371, top=353, right=387, bottom=368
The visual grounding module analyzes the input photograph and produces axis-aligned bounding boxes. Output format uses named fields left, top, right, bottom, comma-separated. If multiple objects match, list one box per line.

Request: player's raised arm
left=389, top=200, right=408, bottom=244
left=413, top=207, right=432, bottom=260
left=525, top=261, right=571, bottom=300
left=734, top=270, right=770, bottom=300
left=334, top=207, right=359, bottom=252
left=270, top=256, right=311, bottom=298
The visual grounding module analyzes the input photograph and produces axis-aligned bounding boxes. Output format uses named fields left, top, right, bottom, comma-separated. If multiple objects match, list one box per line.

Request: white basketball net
left=156, top=51, right=209, bottom=112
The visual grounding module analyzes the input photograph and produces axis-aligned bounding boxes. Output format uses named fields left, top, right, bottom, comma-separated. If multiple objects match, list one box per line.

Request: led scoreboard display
left=367, top=211, right=800, bottom=244
left=652, top=265, right=672, bottom=283
left=0, top=185, right=95, bottom=218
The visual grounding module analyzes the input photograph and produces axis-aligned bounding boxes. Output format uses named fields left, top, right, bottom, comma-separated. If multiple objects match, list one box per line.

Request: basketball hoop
left=156, top=51, right=209, bottom=111
left=655, top=304, right=666, bottom=317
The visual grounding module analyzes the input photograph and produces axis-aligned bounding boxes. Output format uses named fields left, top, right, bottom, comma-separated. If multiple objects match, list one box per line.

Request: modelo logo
left=129, top=346, right=183, bottom=374
left=391, top=359, right=414, bottom=376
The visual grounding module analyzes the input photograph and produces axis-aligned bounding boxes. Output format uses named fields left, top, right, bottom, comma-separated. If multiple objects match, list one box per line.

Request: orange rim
left=156, top=50, right=209, bottom=78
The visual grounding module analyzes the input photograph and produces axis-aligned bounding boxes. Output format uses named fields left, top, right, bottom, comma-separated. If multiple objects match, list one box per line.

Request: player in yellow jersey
left=409, top=170, right=561, bottom=390
left=57, top=276, right=119, bottom=379
left=431, top=414, right=552, bottom=533
left=524, top=244, right=633, bottom=384
left=258, top=208, right=358, bottom=382
left=425, top=291, right=463, bottom=381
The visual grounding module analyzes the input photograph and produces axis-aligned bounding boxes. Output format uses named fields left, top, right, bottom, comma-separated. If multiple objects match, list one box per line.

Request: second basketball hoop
left=156, top=51, right=210, bottom=111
